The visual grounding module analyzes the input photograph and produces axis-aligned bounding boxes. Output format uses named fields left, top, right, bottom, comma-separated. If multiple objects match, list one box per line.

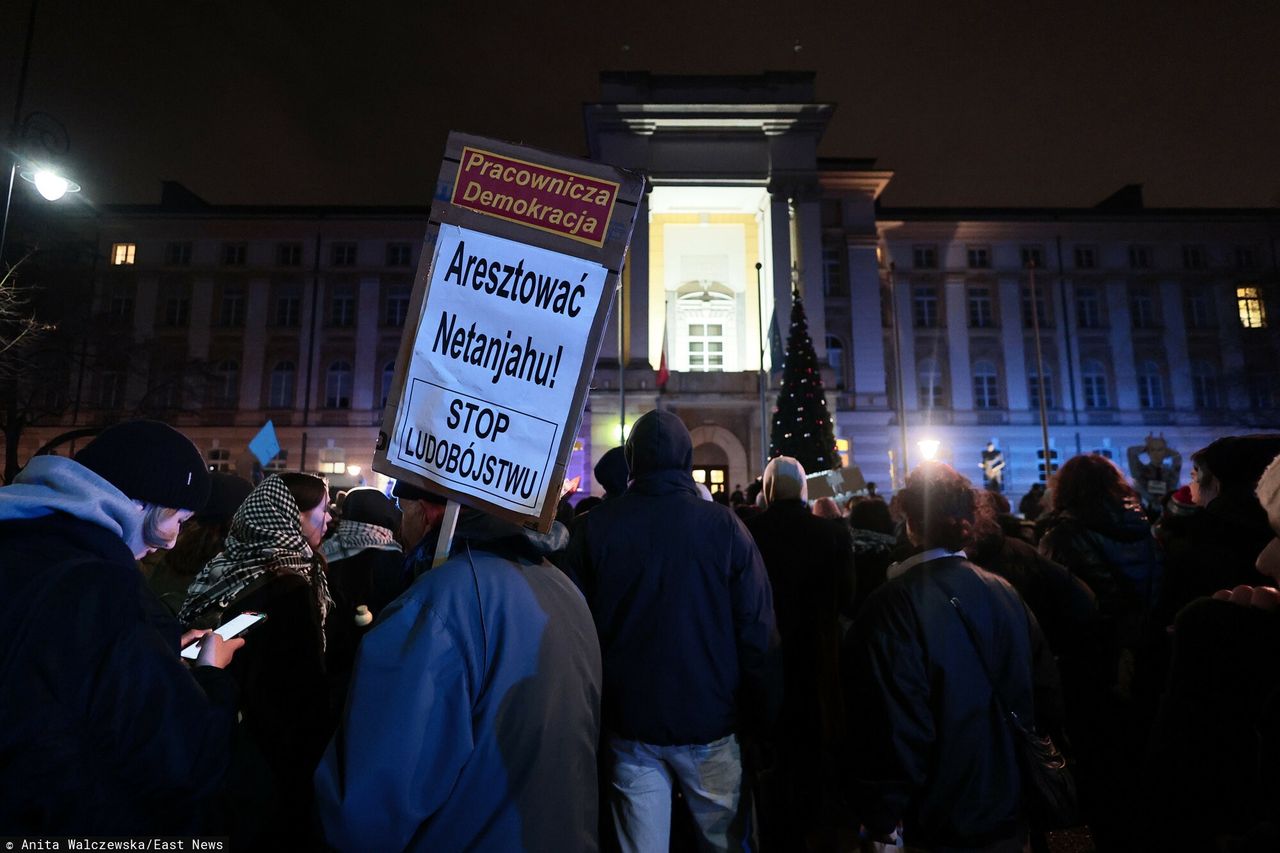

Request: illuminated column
left=238, top=276, right=269, bottom=412
left=1105, top=280, right=1141, bottom=410
left=847, top=238, right=886, bottom=404
left=351, top=277, right=379, bottom=410
left=894, top=281, right=918, bottom=411
left=999, top=277, right=1029, bottom=410
left=944, top=276, right=973, bottom=410
left=769, top=194, right=793, bottom=361
left=628, top=194, right=650, bottom=367
left=1159, top=279, right=1194, bottom=409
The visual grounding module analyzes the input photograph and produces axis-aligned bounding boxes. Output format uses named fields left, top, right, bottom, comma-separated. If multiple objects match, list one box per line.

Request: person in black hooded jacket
left=561, top=409, right=780, bottom=853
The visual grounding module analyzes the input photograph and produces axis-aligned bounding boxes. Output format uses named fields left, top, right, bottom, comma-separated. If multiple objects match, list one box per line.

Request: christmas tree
left=769, top=288, right=841, bottom=473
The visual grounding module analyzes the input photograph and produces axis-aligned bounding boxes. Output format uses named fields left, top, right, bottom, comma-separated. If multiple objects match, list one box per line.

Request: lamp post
left=2, top=0, right=80, bottom=267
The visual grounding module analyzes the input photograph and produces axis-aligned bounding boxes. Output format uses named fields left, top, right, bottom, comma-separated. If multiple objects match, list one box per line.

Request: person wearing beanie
left=745, top=455, right=854, bottom=848
left=320, top=487, right=406, bottom=706
left=391, top=478, right=451, bottom=578
left=1155, top=434, right=1280, bottom=620
left=0, top=419, right=241, bottom=834
left=145, top=472, right=255, bottom=615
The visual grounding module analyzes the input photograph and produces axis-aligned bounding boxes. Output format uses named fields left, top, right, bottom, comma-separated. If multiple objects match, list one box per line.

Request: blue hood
left=0, top=456, right=148, bottom=557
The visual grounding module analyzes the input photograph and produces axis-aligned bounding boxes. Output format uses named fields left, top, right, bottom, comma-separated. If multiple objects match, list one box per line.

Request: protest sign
left=374, top=132, right=643, bottom=532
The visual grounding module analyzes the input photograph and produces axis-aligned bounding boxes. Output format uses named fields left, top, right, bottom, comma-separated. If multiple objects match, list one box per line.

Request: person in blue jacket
left=561, top=409, right=781, bottom=853
left=0, top=420, right=242, bottom=833
left=314, top=496, right=601, bottom=852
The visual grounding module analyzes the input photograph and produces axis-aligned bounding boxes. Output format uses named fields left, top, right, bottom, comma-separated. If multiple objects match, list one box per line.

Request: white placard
left=389, top=224, right=608, bottom=514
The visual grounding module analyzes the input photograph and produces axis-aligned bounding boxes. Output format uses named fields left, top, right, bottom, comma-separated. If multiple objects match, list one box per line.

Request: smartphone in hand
left=181, top=612, right=266, bottom=661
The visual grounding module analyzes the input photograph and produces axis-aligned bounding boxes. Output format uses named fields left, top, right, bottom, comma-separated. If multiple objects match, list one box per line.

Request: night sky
left=4, top=0, right=1278, bottom=210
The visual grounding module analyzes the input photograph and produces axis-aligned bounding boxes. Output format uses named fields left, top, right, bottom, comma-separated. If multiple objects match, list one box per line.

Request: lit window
left=1237, top=286, right=1267, bottom=329
left=319, top=447, right=346, bottom=474
left=687, top=324, right=724, bottom=371
left=111, top=243, right=136, bottom=265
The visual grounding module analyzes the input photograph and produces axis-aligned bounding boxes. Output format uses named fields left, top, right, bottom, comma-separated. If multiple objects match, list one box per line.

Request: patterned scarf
left=320, top=519, right=402, bottom=563
left=178, top=476, right=334, bottom=638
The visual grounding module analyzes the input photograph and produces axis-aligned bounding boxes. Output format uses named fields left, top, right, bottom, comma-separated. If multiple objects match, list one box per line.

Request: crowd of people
left=2, top=415, right=1279, bottom=852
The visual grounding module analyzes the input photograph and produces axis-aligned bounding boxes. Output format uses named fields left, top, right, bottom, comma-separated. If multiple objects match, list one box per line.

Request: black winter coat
left=0, top=514, right=237, bottom=833
left=746, top=499, right=854, bottom=744
left=562, top=414, right=780, bottom=746
left=845, top=556, right=1062, bottom=849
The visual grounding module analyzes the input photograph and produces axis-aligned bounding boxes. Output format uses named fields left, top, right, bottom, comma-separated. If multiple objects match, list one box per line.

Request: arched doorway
left=688, top=424, right=751, bottom=498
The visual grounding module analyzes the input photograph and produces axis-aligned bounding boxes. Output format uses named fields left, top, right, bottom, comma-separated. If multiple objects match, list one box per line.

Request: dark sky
left=4, top=0, right=1278, bottom=210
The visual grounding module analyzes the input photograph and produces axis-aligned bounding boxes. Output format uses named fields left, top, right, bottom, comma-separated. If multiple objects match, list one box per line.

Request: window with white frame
left=210, top=359, right=239, bottom=408
left=913, top=245, right=938, bottom=269
left=384, top=284, right=410, bottom=327
left=918, top=358, right=944, bottom=408
left=968, top=286, right=994, bottom=328
left=1074, top=246, right=1097, bottom=269
left=1131, top=288, right=1158, bottom=329
left=821, top=246, right=844, bottom=296
left=1028, top=366, right=1055, bottom=410
left=1190, top=359, right=1220, bottom=410
left=275, top=287, right=301, bottom=327
left=207, top=448, right=232, bottom=473
left=268, top=361, right=295, bottom=409
left=913, top=286, right=940, bottom=328
left=687, top=323, right=725, bottom=371
left=326, top=360, right=353, bottom=408
left=1137, top=361, right=1165, bottom=409
left=331, top=242, right=357, bottom=266
left=330, top=285, right=356, bottom=327
left=1082, top=360, right=1109, bottom=409
left=967, top=246, right=991, bottom=269
left=1022, top=286, right=1050, bottom=328
left=380, top=361, right=397, bottom=408
left=219, top=286, right=245, bottom=327
left=1185, top=288, right=1216, bottom=329
left=972, top=360, right=999, bottom=409
left=386, top=242, right=412, bottom=267
left=825, top=335, right=845, bottom=390
left=1075, top=287, right=1102, bottom=329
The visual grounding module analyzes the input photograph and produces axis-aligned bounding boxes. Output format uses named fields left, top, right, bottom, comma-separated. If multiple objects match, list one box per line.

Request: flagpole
left=617, top=278, right=626, bottom=444
left=1029, top=260, right=1052, bottom=479
left=887, top=262, right=909, bottom=487
left=756, top=261, right=768, bottom=473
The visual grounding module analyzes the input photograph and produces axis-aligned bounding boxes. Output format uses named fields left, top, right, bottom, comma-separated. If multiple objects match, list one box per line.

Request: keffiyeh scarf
left=320, top=519, right=402, bottom=563
left=178, top=476, right=334, bottom=637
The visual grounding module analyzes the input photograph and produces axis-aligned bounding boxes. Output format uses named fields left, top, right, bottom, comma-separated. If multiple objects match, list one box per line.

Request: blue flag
left=248, top=421, right=281, bottom=468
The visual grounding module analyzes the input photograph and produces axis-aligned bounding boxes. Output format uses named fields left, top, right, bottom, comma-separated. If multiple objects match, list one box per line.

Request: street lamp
left=917, top=438, right=941, bottom=462
left=2, top=112, right=83, bottom=265
left=22, top=167, right=80, bottom=202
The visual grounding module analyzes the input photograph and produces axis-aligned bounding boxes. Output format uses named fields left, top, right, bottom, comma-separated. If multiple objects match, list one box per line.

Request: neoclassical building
left=7, top=72, right=1279, bottom=498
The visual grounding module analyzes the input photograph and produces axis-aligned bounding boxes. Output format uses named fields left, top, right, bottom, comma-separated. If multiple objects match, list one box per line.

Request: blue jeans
left=608, top=733, right=747, bottom=853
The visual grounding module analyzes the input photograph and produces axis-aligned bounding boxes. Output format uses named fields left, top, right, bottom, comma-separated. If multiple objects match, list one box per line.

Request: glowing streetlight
left=917, top=438, right=940, bottom=461
left=21, top=167, right=79, bottom=201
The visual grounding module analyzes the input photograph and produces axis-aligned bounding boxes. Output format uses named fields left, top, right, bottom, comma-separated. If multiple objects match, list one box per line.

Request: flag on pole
left=656, top=318, right=670, bottom=389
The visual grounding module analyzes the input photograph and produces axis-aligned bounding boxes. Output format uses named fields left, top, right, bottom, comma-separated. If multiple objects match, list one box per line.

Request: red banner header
left=452, top=146, right=619, bottom=247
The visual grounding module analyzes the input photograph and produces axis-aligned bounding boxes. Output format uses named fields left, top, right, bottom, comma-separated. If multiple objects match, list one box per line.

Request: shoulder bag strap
left=932, top=569, right=1018, bottom=721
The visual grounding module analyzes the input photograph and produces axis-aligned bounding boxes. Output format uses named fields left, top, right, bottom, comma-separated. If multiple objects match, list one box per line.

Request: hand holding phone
left=181, top=612, right=266, bottom=662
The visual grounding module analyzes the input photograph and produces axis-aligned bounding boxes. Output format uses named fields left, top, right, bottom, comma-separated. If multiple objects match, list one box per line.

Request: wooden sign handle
left=432, top=500, right=461, bottom=569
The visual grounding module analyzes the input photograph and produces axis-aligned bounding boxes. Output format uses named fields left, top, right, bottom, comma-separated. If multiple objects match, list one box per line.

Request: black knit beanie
left=341, top=487, right=402, bottom=533
left=75, top=420, right=212, bottom=511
